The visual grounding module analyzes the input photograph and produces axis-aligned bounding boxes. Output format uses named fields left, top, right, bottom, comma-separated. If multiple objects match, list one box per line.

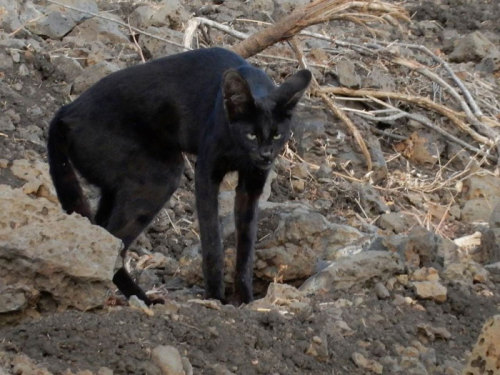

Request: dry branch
left=232, top=0, right=409, bottom=58
left=321, top=86, right=496, bottom=148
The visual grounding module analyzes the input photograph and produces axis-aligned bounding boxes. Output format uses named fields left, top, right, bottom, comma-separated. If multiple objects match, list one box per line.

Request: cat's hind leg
left=102, top=153, right=185, bottom=304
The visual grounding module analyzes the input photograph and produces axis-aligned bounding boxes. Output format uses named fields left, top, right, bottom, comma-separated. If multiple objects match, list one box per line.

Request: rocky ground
left=1, top=0, right=500, bottom=374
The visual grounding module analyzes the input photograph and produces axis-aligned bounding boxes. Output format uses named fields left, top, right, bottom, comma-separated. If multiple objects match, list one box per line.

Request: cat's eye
left=273, top=133, right=282, bottom=140
left=246, top=133, right=257, bottom=140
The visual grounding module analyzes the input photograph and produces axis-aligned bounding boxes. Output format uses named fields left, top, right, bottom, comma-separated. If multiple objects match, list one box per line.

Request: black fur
left=47, top=47, right=311, bottom=305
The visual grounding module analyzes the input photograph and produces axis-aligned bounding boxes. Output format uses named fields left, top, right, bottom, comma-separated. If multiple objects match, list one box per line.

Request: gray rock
left=300, top=251, right=403, bottom=294
left=139, top=26, right=185, bottom=59
left=72, top=61, right=120, bottom=94
left=0, top=113, right=15, bottom=131
left=254, top=203, right=365, bottom=281
left=26, top=10, right=77, bottom=39
left=151, top=345, right=186, bottom=375
left=0, top=287, right=27, bottom=313
left=67, top=14, right=129, bottom=44
left=0, top=0, right=22, bottom=32
left=336, top=59, right=361, bottom=88
left=51, top=55, right=84, bottom=82
left=374, top=282, right=390, bottom=299
left=449, top=31, right=498, bottom=63
left=130, top=0, right=189, bottom=30
left=489, top=202, right=500, bottom=243
left=484, top=262, right=500, bottom=283
left=0, top=183, right=121, bottom=315
left=378, top=212, right=418, bottom=234
left=363, top=67, right=396, bottom=91
left=46, top=0, right=98, bottom=23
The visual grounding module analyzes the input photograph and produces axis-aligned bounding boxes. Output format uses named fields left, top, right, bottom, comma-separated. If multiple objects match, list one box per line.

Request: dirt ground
left=1, top=0, right=499, bottom=374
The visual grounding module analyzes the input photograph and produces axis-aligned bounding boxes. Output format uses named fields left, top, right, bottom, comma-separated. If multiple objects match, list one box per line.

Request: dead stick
left=321, top=86, right=495, bottom=147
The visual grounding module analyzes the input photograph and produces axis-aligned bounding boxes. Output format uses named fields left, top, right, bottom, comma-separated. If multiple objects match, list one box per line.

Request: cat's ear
left=222, top=69, right=255, bottom=121
left=273, top=69, right=312, bottom=113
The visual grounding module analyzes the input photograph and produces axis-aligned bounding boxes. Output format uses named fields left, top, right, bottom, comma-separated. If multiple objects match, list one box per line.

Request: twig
left=46, top=0, right=187, bottom=50
left=321, top=86, right=496, bottom=148
left=289, top=37, right=373, bottom=171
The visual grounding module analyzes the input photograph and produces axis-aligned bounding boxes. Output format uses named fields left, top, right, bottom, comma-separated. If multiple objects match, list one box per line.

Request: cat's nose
left=260, top=146, right=272, bottom=158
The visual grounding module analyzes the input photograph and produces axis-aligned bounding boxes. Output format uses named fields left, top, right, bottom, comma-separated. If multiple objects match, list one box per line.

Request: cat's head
left=222, top=68, right=312, bottom=170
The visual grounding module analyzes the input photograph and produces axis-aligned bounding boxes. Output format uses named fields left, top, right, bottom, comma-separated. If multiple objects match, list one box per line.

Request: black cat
left=47, top=47, right=311, bottom=305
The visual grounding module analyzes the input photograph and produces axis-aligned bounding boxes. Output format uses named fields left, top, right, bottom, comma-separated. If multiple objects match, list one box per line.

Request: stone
left=416, top=323, right=451, bottom=341
left=460, top=172, right=500, bottom=223
left=0, top=182, right=121, bottom=316
left=394, top=131, right=443, bottom=165
left=352, top=352, right=383, bottom=374
left=67, top=15, right=129, bottom=44
left=374, top=282, right=390, bottom=299
left=72, top=61, right=120, bottom=94
left=139, top=26, right=185, bottom=59
left=336, top=59, right=361, bottom=88
left=489, top=202, right=500, bottom=246
left=0, top=0, right=22, bottom=32
left=463, top=315, right=500, bottom=375
left=129, top=0, right=189, bottom=30
left=249, top=282, right=311, bottom=316
left=151, top=345, right=186, bottom=375
left=26, top=10, right=76, bottom=39
left=0, top=113, right=15, bottom=132
left=306, top=333, right=329, bottom=362
left=413, top=281, right=447, bottom=302
left=443, top=261, right=489, bottom=285
left=377, top=212, right=417, bottom=234
left=254, top=203, right=365, bottom=281
left=484, top=262, right=500, bottom=283
left=449, top=31, right=497, bottom=63
left=51, top=55, right=84, bottom=83
left=300, top=251, right=403, bottom=294
left=46, top=0, right=98, bottom=23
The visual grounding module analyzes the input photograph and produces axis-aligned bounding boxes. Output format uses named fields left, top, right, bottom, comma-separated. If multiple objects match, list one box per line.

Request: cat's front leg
left=195, top=161, right=225, bottom=301
left=234, top=170, right=268, bottom=304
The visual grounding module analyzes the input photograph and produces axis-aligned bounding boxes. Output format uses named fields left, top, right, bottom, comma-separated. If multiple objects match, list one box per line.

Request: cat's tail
left=47, top=110, right=92, bottom=220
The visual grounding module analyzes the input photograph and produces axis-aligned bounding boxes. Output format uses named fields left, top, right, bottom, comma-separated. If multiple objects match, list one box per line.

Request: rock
left=353, top=183, right=390, bottom=215
left=248, top=282, right=311, bottom=316
left=410, top=267, right=440, bottom=282
left=449, top=31, right=497, bottom=63
left=484, top=262, right=500, bottom=283
left=336, top=59, right=361, bottom=88
left=0, top=286, right=27, bottom=313
left=413, top=281, right=447, bottom=302
left=394, top=131, right=443, bottom=165
left=0, top=184, right=121, bottom=317
left=463, top=315, right=500, bottom=375
left=300, top=251, right=403, bottom=294
left=72, top=61, right=120, bottom=94
left=26, top=9, right=76, bottom=39
left=453, top=230, right=500, bottom=264
left=416, top=323, right=451, bottom=341
left=139, top=26, right=185, bottom=59
left=151, top=345, right=186, bottom=375
left=363, top=67, right=396, bottom=91
left=489, top=202, right=500, bottom=246
left=442, top=261, right=489, bottom=285
left=306, top=334, right=329, bottom=362
left=130, top=0, right=189, bottom=30
left=51, top=55, right=84, bottom=83
left=460, top=172, right=500, bottom=223
left=46, top=0, right=98, bottom=23
left=352, top=352, right=383, bottom=374
left=0, top=0, right=22, bottom=32
left=377, top=212, right=417, bottom=234
left=254, top=203, right=365, bottom=281
left=0, top=113, right=15, bottom=132
left=374, top=282, right=390, bottom=299
left=476, top=49, right=500, bottom=74
left=67, top=15, right=129, bottom=44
